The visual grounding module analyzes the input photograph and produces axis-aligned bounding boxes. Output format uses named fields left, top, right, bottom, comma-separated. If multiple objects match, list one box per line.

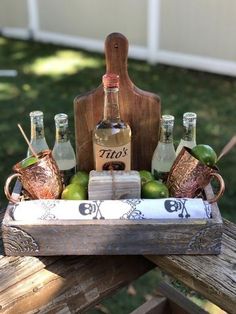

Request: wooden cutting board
left=74, top=32, right=161, bottom=171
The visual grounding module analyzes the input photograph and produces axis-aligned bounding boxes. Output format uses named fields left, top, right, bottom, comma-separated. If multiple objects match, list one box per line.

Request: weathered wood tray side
left=2, top=183, right=223, bottom=256
left=74, top=32, right=161, bottom=171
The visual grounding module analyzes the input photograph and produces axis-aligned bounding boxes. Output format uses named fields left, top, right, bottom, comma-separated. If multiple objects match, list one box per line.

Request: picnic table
left=0, top=208, right=235, bottom=313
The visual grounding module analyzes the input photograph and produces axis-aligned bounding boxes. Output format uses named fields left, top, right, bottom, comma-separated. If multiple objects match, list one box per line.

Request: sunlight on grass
left=12, top=50, right=28, bottom=61
left=0, top=37, right=7, bottom=45
left=0, top=82, right=19, bottom=100
left=189, top=296, right=227, bottom=314
left=24, top=50, right=102, bottom=76
left=203, top=302, right=227, bottom=314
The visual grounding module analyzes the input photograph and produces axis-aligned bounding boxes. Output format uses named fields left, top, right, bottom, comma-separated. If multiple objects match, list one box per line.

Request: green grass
left=0, top=36, right=236, bottom=222
left=0, top=36, right=234, bottom=313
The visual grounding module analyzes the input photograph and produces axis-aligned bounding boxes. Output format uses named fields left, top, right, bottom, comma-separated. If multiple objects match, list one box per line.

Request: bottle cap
left=54, top=113, right=68, bottom=127
left=29, top=111, right=43, bottom=118
left=183, top=112, right=197, bottom=126
left=102, top=73, right=119, bottom=88
left=162, top=114, right=174, bottom=121
left=162, top=115, right=174, bottom=122
left=161, top=115, right=175, bottom=128
left=29, top=111, right=44, bottom=123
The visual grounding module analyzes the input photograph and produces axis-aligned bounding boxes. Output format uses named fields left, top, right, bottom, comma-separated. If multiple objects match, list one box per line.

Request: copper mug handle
left=4, top=173, right=21, bottom=204
left=207, top=172, right=225, bottom=204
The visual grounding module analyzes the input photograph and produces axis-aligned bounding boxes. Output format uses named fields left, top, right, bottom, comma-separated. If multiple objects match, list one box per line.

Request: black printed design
left=164, top=199, right=190, bottom=218
left=78, top=201, right=105, bottom=219
left=78, top=200, right=144, bottom=220
left=120, top=199, right=144, bottom=220
left=40, top=201, right=57, bottom=220
left=204, top=202, right=212, bottom=219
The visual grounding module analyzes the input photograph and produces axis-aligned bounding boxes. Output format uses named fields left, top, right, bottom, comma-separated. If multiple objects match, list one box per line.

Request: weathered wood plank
left=224, top=219, right=236, bottom=240
left=130, top=296, right=169, bottom=314
left=145, top=219, right=236, bottom=314
left=0, top=209, right=62, bottom=295
left=157, top=282, right=208, bottom=314
left=0, top=255, right=62, bottom=295
left=0, top=256, right=154, bottom=313
left=1, top=209, right=155, bottom=313
left=131, top=281, right=208, bottom=314
left=2, top=219, right=222, bottom=256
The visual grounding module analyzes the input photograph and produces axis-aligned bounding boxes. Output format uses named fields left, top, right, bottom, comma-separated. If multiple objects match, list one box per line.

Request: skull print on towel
left=78, top=199, right=144, bottom=220
left=164, top=199, right=190, bottom=218
left=79, top=200, right=104, bottom=219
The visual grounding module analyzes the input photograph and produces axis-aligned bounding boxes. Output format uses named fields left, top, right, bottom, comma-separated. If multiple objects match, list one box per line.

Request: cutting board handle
left=105, top=32, right=131, bottom=83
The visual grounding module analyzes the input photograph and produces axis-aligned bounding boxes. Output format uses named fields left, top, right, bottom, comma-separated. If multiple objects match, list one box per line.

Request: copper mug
left=166, top=147, right=225, bottom=204
left=4, top=150, right=63, bottom=203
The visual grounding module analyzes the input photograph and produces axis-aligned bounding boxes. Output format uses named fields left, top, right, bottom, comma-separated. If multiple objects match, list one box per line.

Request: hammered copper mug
left=4, top=150, right=63, bottom=203
left=166, top=147, right=225, bottom=204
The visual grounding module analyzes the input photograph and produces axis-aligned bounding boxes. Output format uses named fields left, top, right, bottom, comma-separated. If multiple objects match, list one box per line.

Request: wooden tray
left=2, top=33, right=223, bottom=256
left=2, top=181, right=222, bottom=256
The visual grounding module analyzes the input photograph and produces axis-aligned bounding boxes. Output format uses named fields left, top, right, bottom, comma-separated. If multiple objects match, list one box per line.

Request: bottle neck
left=182, top=124, right=196, bottom=142
left=30, top=119, right=45, bottom=140
left=159, top=124, right=174, bottom=144
left=103, top=87, right=121, bottom=122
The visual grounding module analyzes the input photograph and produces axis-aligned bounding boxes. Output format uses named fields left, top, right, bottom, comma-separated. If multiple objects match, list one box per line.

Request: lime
left=70, top=171, right=89, bottom=189
left=191, top=144, right=217, bottom=167
left=61, top=183, right=87, bottom=200
left=142, top=180, right=169, bottom=199
left=21, top=156, right=38, bottom=168
left=139, top=170, right=155, bottom=187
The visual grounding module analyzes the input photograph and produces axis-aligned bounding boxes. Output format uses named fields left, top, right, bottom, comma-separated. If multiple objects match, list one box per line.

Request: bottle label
left=94, top=142, right=131, bottom=171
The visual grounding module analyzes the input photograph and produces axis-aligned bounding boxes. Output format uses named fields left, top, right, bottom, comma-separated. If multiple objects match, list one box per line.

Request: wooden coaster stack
left=88, top=170, right=141, bottom=200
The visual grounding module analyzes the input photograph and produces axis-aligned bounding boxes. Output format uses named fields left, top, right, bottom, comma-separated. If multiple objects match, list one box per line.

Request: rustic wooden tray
left=2, top=181, right=222, bottom=256
left=2, top=33, right=223, bottom=256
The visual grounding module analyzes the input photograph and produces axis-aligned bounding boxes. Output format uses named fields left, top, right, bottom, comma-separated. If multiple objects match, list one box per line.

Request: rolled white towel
left=12, top=198, right=212, bottom=221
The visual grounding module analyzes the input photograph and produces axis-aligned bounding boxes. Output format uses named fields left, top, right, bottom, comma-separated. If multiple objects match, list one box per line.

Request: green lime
left=142, top=180, right=169, bottom=199
left=21, top=156, right=39, bottom=168
left=139, top=170, right=155, bottom=187
left=70, top=171, right=89, bottom=189
left=61, top=183, right=87, bottom=200
left=191, top=144, right=217, bottom=167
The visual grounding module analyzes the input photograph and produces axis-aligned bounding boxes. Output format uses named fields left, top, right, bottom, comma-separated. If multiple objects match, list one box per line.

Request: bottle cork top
left=183, top=112, right=197, bottom=126
left=54, top=113, right=68, bottom=127
left=29, top=111, right=44, bottom=118
left=102, top=73, right=119, bottom=88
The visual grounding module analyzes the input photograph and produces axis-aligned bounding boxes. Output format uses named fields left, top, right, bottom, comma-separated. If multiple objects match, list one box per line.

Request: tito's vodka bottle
left=176, top=112, right=197, bottom=155
left=93, top=73, right=131, bottom=171
left=151, top=115, right=176, bottom=182
left=27, top=111, right=49, bottom=157
left=52, top=113, right=76, bottom=185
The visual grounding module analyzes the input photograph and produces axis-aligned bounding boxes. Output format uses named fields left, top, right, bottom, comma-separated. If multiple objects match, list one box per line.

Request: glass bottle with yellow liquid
left=93, top=73, right=131, bottom=171
left=52, top=113, right=76, bottom=185
left=151, top=115, right=176, bottom=182
left=176, top=112, right=197, bottom=155
left=27, top=111, right=49, bottom=157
